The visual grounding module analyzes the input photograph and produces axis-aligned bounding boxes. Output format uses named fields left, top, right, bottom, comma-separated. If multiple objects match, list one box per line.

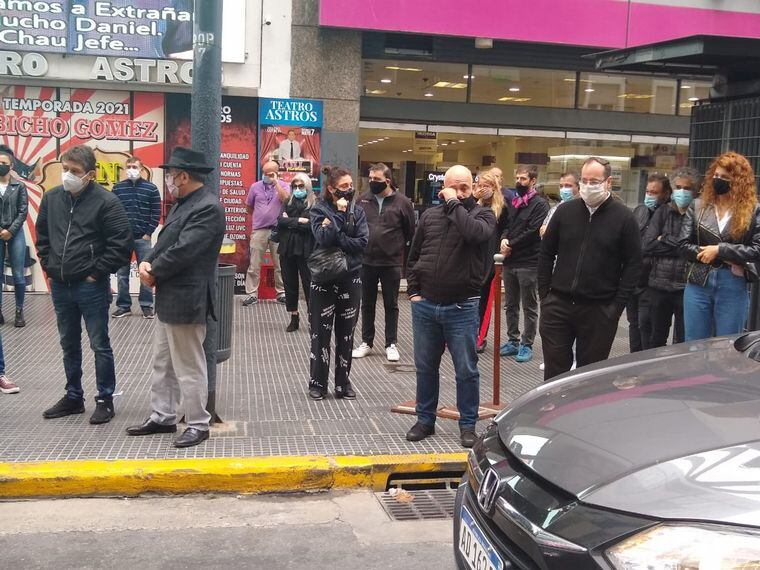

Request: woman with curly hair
left=678, top=152, right=760, bottom=341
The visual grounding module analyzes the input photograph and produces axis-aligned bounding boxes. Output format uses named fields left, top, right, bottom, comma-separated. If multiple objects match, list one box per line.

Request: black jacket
left=632, top=203, right=658, bottom=292
left=35, top=182, right=132, bottom=283
left=407, top=199, right=496, bottom=304
left=0, top=179, right=28, bottom=236
left=643, top=202, right=688, bottom=292
left=501, top=194, right=550, bottom=269
left=538, top=196, right=642, bottom=307
left=310, top=199, right=369, bottom=275
left=277, top=197, right=315, bottom=258
left=146, top=186, right=225, bottom=325
left=678, top=198, right=760, bottom=268
left=359, top=191, right=415, bottom=267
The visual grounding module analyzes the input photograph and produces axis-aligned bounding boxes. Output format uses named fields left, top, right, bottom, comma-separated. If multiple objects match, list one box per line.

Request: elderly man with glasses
left=538, top=156, right=642, bottom=381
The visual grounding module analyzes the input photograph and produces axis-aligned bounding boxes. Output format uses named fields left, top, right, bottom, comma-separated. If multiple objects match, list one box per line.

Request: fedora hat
left=159, top=146, right=214, bottom=174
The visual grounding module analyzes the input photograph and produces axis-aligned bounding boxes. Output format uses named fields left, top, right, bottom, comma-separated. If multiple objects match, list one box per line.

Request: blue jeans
left=116, top=238, right=153, bottom=310
left=684, top=267, right=749, bottom=341
left=51, top=278, right=116, bottom=400
left=412, top=298, right=480, bottom=429
left=0, top=230, right=26, bottom=309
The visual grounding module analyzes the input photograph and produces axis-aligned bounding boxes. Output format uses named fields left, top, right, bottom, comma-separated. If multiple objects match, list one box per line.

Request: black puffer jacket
left=643, top=202, right=688, bottom=292
left=0, top=179, right=28, bottom=236
left=407, top=199, right=495, bottom=304
left=277, top=197, right=315, bottom=258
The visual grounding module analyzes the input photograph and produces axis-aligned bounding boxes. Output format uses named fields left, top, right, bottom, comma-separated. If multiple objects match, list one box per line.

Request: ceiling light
left=475, top=37, right=493, bottom=49
left=406, top=149, right=413, bottom=152
left=433, top=81, right=467, bottom=89
left=380, top=78, right=392, bottom=84
left=550, top=154, right=631, bottom=162
left=383, top=137, right=390, bottom=140
left=509, top=87, right=520, bottom=92
left=688, top=96, right=700, bottom=102
left=584, top=88, right=595, bottom=92
left=384, top=66, right=422, bottom=72
left=463, top=75, right=475, bottom=80
left=365, top=89, right=387, bottom=95
left=681, top=84, right=692, bottom=89
left=424, top=92, right=434, bottom=97
left=440, top=143, right=448, bottom=146
left=458, top=139, right=465, bottom=143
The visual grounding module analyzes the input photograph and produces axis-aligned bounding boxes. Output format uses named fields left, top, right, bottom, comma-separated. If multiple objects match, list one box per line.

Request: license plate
left=458, top=505, right=505, bottom=570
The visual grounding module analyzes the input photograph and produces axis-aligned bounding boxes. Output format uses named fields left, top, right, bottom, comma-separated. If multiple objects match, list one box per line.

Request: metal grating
left=376, top=488, right=458, bottom=521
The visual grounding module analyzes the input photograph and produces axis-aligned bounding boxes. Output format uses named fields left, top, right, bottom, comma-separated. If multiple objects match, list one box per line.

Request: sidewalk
left=0, top=294, right=631, bottom=497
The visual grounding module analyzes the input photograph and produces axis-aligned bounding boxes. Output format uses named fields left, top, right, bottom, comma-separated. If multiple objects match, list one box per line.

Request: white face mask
left=126, top=167, right=141, bottom=180
left=62, top=171, right=88, bottom=194
left=165, top=172, right=179, bottom=198
left=579, top=182, right=609, bottom=208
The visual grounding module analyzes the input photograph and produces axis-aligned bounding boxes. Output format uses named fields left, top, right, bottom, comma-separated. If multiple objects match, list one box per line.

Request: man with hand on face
left=405, top=164, right=495, bottom=448
left=36, top=145, right=132, bottom=424
left=127, top=147, right=225, bottom=449
left=112, top=156, right=161, bottom=319
left=242, top=160, right=289, bottom=306
left=353, top=163, right=415, bottom=362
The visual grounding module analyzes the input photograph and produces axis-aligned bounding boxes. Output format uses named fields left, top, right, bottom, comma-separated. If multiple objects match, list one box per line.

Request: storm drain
left=376, top=487, right=458, bottom=521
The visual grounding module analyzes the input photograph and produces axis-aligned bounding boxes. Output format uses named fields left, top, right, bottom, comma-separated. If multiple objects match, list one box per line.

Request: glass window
left=678, top=80, right=712, bottom=116
left=578, top=72, right=677, bottom=114
left=470, top=66, right=575, bottom=108
left=362, top=59, right=468, bottom=102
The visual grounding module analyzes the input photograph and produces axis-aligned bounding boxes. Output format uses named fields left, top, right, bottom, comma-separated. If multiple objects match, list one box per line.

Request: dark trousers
left=116, top=237, right=153, bottom=310
left=503, top=266, right=539, bottom=347
left=280, top=254, right=311, bottom=313
left=539, top=292, right=621, bottom=381
left=51, top=277, right=116, bottom=401
left=626, top=290, right=652, bottom=352
left=308, top=272, right=362, bottom=392
left=361, top=264, right=401, bottom=348
left=648, top=288, right=685, bottom=347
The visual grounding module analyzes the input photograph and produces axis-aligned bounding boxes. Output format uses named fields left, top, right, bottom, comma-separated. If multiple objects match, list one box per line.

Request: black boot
left=286, top=313, right=299, bottom=333
left=14, top=308, right=25, bottom=328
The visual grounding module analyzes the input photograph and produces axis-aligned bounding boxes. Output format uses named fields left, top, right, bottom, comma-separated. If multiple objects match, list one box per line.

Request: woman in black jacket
left=308, top=167, right=369, bottom=400
left=679, top=152, right=760, bottom=341
left=277, top=173, right=315, bottom=332
left=0, top=145, right=29, bottom=327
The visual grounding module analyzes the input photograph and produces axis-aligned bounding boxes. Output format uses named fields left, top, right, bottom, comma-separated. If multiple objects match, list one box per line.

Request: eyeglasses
left=292, top=184, right=305, bottom=189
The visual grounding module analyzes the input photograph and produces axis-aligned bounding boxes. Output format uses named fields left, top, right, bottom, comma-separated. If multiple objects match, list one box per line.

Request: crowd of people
left=0, top=142, right=758, bottom=450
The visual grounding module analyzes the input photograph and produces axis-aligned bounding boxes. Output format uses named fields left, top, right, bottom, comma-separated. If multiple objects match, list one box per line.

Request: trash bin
left=216, top=263, right=235, bottom=363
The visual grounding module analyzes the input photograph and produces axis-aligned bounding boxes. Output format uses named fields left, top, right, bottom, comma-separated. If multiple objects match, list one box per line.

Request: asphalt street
left=0, top=490, right=456, bottom=569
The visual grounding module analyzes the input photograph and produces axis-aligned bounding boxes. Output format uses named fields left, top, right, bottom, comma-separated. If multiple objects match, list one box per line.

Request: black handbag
left=307, top=246, right=348, bottom=284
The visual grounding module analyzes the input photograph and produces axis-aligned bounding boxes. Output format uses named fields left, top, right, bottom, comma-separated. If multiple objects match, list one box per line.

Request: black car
left=454, top=333, right=760, bottom=569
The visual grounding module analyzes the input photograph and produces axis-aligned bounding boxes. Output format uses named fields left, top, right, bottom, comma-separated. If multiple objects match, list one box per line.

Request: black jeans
left=648, top=287, right=685, bottom=347
left=360, top=264, right=401, bottom=348
left=626, top=290, right=652, bottom=352
left=309, top=271, right=362, bottom=392
left=280, top=254, right=311, bottom=313
left=539, top=292, right=622, bottom=381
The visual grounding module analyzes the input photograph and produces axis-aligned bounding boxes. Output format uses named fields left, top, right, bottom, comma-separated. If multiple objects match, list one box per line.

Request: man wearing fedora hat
left=126, top=146, right=225, bottom=448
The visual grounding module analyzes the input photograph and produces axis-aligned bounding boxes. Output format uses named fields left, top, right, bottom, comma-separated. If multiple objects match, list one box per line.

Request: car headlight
left=606, top=524, right=760, bottom=569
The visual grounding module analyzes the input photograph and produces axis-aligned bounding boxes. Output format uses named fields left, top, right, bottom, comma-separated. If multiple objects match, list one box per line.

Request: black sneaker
left=90, top=398, right=115, bottom=424
left=43, top=396, right=85, bottom=419
left=112, top=307, right=131, bottom=318
left=14, top=308, right=25, bottom=328
left=142, top=307, right=155, bottom=319
left=276, top=293, right=286, bottom=304
left=334, top=384, right=356, bottom=400
left=242, top=295, right=258, bottom=306
left=308, top=388, right=326, bottom=400
left=0, top=311, right=4, bottom=325
left=460, top=428, right=478, bottom=448
left=406, top=422, right=435, bottom=442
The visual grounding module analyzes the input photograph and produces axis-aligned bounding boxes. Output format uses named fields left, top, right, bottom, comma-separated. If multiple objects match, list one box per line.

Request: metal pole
left=191, top=0, right=223, bottom=423
left=493, top=254, right=504, bottom=406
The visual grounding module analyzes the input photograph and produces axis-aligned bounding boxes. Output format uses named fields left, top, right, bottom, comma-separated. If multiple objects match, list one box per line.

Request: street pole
left=191, top=0, right=223, bottom=423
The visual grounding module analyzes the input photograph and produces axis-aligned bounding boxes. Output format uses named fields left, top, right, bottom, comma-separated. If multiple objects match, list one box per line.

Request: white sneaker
left=352, top=343, right=372, bottom=358
left=386, top=344, right=400, bottom=362
left=539, top=362, right=545, bottom=371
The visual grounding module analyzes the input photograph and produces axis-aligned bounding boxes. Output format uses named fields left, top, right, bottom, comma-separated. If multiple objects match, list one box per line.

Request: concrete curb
left=0, top=453, right=467, bottom=499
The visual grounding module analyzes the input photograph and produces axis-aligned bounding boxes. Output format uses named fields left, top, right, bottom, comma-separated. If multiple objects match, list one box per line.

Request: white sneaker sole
left=0, top=387, right=20, bottom=394
left=386, top=354, right=400, bottom=362
left=352, top=351, right=371, bottom=359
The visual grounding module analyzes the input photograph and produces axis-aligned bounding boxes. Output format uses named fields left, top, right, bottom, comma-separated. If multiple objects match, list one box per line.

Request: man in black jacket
left=405, top=165, right=495, bottom=448
left=127, top=147, right=225, bottom=448
left=352, top=163, right=415, bottom=362
left=538, top=157, right=642, bottom=381
left=499, top=165, right=549, bottom=363
left=36, top=145, right=132, bottom=424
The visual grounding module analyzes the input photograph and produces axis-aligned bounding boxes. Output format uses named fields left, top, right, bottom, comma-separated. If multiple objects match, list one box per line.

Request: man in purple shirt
left=243, top=161, right=290, bottom=305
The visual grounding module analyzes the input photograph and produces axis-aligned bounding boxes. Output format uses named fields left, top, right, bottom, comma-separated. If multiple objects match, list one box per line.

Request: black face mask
left=515, top=182, right=531, bottom=196
left=369, top=180, right=387, bottom=195
left=713, top=177, right=731, bottom=195
left=335, top=188, right=354, bottom=201
left=461, top=196, right=476, bottom=209
left=0, top=164, right=10, bottom=177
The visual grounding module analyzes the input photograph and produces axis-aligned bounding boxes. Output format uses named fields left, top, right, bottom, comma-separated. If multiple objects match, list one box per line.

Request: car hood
left=496, top=336, right=760, bottom=525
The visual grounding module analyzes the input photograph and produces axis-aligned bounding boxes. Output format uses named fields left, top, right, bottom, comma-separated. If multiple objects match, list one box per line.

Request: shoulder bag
left=307, top=202, right=355, bottom=284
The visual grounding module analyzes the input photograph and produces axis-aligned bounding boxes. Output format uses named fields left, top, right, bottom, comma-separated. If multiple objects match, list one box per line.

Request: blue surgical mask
left=559, top=187, right=574, bottom=202
left=293, top=189, right=307, bottom=199
left=672, top=189, right=693, bottom=209
left=644, top=195, right=659, bottom=210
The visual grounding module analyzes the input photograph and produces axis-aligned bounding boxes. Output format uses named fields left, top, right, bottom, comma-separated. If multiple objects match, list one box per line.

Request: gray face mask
left=0, top=164, right=10, bottom=177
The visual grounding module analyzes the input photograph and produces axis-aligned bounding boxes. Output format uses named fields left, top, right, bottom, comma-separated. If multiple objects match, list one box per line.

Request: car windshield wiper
left=734, top=331, right=760, bottom=361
